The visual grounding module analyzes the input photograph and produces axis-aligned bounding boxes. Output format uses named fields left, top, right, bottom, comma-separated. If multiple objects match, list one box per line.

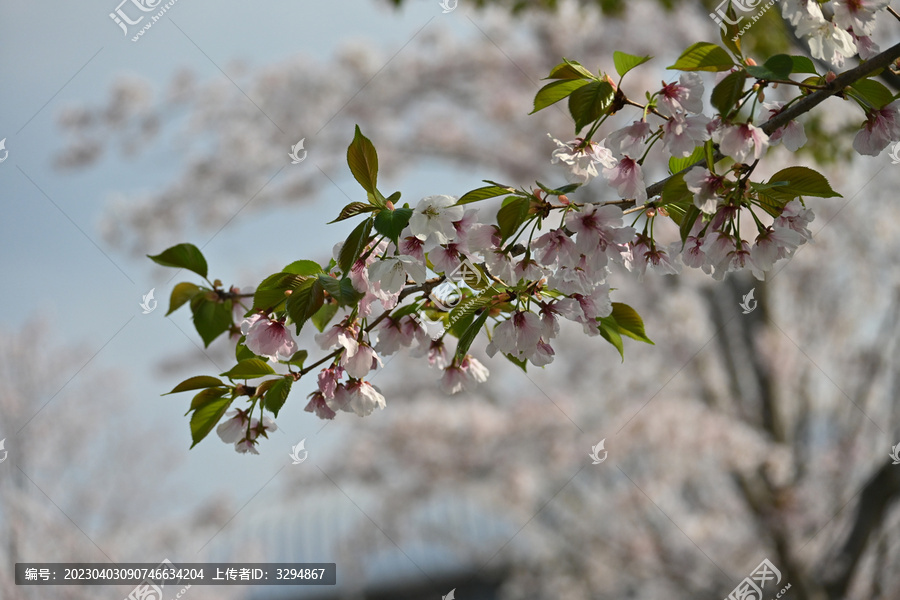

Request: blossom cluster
left=157, top=31, right=900, bottom=455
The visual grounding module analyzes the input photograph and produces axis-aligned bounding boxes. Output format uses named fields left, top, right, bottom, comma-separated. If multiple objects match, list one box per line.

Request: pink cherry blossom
left=216, top=408, right=252, bottom=444
left=752, top=225, right=805, bottom=270
left=556, top=285, right=612, bottom=334
left=852, top=101, right=900, bottom=156
left=605, top=120, right=652, bottom=157
left=341, top=342, right=382, bottom=379
left=532, top=228, right=578, bottom=267
left=441, top=355, right=490, bottom=394
left=715, top=123, right=769, bottom=164
left=662, top=113, right=710, bottom=157
left=684, top=166, right=725, bottom=214
left=342, top=380, right=386, bottom=417
left=565, top=204, right=635, bottom=258
left=549, top=135, right=617, bottom=184
left=304, top=391, right=336, bottom=420
left=682, top=220, right=712, bottom=273
left=603, top=156, right=647, bottom=203
left=242, top=314, right=298, bottom=361
left=657, top=73, right=704, bottom=117
left=429, top=243, right=464, bottom=275
left=317, top=366, right=343, bottom=399
left=315, top=322, right=359, bottom=354
left=832, top=0, right=889, bottom=36
left=368, top=254, right=427, bottom=294
left=459, top=223, right=500, bottom=256
left=794, top=2, right=857, bottom=67
left=486, top=311, right=543, bottom=360
left=623, top=236, right=682, bottom=279
left=774, top=199, right=815, bottom=240
left=760, top=102, right=807, bottom=152
left=409, top=195, right=464, bottom=249
left=529, top=341, right=555, bottom=367
left=375, top=315, right=426, bottom=355
left=410, top=337, right=450, bottom=369
left=398, top=235, right=426, bottom=262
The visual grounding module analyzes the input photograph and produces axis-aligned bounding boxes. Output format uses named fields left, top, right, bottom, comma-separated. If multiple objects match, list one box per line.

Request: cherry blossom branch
left=600, top=41, right=900, bottom=212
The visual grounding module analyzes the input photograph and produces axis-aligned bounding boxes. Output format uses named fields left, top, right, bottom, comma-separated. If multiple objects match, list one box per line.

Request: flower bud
left=385, top=200, right=395, bottom=210
left=284, top=289, right=293, bottom=296
left=825, top=71, right=837, bottom=83
left=746, top=57, right=757, bottom=66
left=559, top=194, right=570, bottom=205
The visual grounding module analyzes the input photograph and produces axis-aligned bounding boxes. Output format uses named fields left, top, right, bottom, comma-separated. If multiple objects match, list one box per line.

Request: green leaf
left=597, top=318, right=625, bottom=361
left=668, top=145, right=705, bottom=175
left=850, top=78, right=895, bottom=109
left=373, top=207, right=413, bottom=244
left=235, top=336, right=256, bottom=361
left=311, top=301, right=339, bottom=332
left=456, top=311, right=490, bottom=360
left=568, top=80, right=615, bottom=133
left=367, top=189, right=388, bottom=209
left=221, top=358, right=277, bottom=380
left=496, top=197, right=530, bottom=240
left=765, top=166, right=841, bottom=200
left=191, top=297, right=233, bottom=347
left=347, top=125, right=379, bottom=194
left=535, top=181, right=581, bottom=196
left=147, top=243, right=208, bottom=278
left=189, top=391, right=232, bottom=448
left=284, top=350, right=308, bottom=367
left=608, top=302, right=653, bottom=344
left=789, top=55, right=817, bottom=75
left=285, top=278, right=325, bottom=333
left=545, top=58, right=594, bottom=80
left=458, top=185, right=515, bottom=205
left=665, top=201, right=688, bottom=227
left=328, top=202, right=375, bottom=223
left=711, top=70, right=747, bottom=116
left=659, top=173, right=693, bottom=208
left=167, top=282, right=202, bottom=316
left=668, top=42, right=735, bottom=72
left=613, top=51, right=652, bottom=79
left=679, top=204, right=702, bottom=246
left=338, top=218, right=373, bottom=274
left=188, top=386, right=229, bottom=412
left=317, top=274, right=362, bottom=306
left=756, top=191, right=788, bottom=218
left=165, top=376, right=225, bottom=395
left=263, top=377, right=292, bottom=418
left=745, top=54, right=793, bottom=80
left=252, top=273, right=311, bottom=311
left=283, top=260, right=324, bottom=276
left=719, top=3, right=743, bottom=58
left=531, top=79, right=590, bottom=114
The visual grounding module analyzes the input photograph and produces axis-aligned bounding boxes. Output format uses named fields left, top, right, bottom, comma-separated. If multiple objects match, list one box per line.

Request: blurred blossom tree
left=0, top=322, right=237, bottom=600
left=54, top=0, right=900, bottom=597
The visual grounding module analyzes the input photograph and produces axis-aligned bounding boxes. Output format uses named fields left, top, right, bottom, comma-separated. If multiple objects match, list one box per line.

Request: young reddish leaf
left=347, top=125, right=379, bottom=194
